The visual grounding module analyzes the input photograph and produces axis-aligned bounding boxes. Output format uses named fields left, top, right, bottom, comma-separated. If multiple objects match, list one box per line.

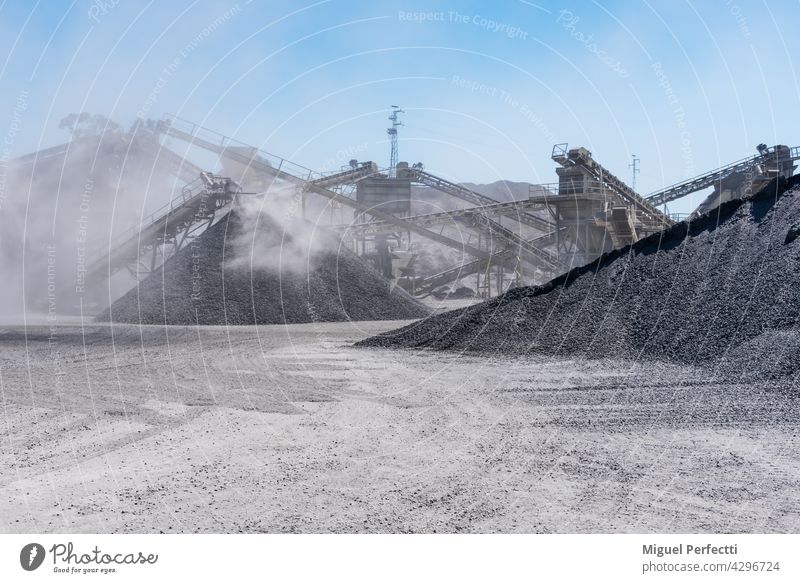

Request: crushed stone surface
left=99, top=212, right=429, bottom=325
left=360, top=176, right=800, bottom=382
left=1, top=322, right=798, bottom=533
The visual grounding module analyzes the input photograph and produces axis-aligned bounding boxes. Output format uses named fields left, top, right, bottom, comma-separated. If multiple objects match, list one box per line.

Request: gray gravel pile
left=98, top=211, right=429, bottom=325
left=360, top=175, right=800, bottom=379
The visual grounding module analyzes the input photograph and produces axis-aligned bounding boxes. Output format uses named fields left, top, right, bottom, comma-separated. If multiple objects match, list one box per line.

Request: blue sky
left=1, top=0, right=798, bottom=212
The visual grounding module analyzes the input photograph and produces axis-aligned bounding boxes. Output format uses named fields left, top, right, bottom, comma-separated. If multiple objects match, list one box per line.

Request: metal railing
left=528, top=182, right=638, bottom=199
left=160, top=114, right=327, bottom=184
left=645, top=145, right=800, bottom=207
left=527, top=183, right=561, bottom=198
left=668, top=212, right=690, bottom=222
left=85, top=176, right=208, bottom=269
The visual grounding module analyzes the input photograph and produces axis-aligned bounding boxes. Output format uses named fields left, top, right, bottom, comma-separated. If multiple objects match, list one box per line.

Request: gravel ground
left=99, top=211, right=429, bottom=325
left=360, top=176, right=800, bottom=382
left=1, top=321, right=798, bottom=533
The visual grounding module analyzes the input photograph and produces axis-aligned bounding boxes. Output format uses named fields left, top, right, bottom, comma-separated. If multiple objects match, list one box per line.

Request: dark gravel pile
left=98, top=211, right=429, bottom=325
left=360, top=175, right=800, bottom=378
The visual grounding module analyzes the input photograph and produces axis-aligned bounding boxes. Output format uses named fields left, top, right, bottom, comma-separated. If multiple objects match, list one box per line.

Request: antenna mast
left=387, top=105, right=404, bottom=177
left=629, top=154, right=640, bottom=191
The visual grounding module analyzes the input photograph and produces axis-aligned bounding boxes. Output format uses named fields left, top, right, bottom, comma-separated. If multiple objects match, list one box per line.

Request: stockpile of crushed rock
left=360, top=176, right=800, bottom=380
left=98, top=211, right=429, bottom=325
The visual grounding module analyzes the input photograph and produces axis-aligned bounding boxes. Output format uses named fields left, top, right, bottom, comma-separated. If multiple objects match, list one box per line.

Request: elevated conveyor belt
left=308, top=162, right=378, bottom=189
left=552, top=144, right=671, bottom=230
left=156, top=145, right=206, bottom=184
left=10, top=139, right=87, bottom=167
left=402, top=167, right=554, bottom=233
left=11, top=133, right=206, bottom=186
left=335, top=196, right=564, bottom=270
left=157, top=116, right=493, bottom=261
left=84, top=172, right=238, bottom=282
left=415, top=230, right=561, bottom=295
left=645, top=145, right=800, bottom=207
left=335, top=196, right=547, bottom=236
left=462, top=211, right=563, bottom=270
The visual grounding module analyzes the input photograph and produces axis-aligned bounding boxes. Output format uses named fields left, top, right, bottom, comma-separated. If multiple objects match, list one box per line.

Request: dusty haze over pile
left=228, top=184, right=339, bottom=276
left=0, top=117, right=177, bottom=319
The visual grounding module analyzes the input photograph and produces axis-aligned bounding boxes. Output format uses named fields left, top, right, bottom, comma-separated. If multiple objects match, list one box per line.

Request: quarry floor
left=0, top=319, right=798, bottom=533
